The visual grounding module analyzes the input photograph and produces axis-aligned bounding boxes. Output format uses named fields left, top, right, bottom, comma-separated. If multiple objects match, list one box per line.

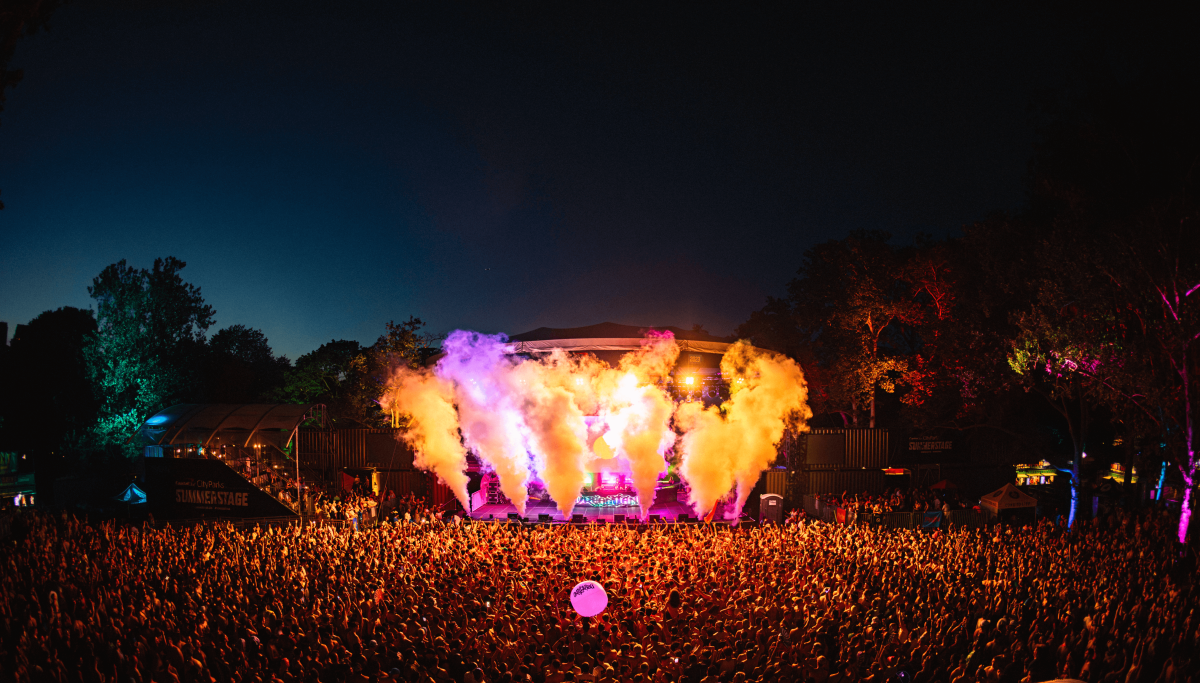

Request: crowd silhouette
left=0, top=508, right=1196, bottom=683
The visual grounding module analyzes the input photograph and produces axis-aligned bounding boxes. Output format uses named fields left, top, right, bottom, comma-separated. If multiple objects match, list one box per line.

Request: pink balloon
left=569, top=580, right=608, bottom=617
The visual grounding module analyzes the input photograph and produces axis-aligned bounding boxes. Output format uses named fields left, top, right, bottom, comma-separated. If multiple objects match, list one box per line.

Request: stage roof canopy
left=507, top=321, right=734, bottom=355
left=136, top=404, right=326, bottom=447
left=509, top=322, right=731, bottom=343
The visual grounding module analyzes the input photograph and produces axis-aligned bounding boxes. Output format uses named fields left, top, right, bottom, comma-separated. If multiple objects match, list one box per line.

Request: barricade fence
left=800, top=495, right=992, bottom=529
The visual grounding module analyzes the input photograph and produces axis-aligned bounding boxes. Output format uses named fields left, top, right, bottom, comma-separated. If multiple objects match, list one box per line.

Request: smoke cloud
left=675, top=341, right=811, bottom=519
left=436, top=331, right=531, bottom=514
left=380, top=331, right=808, bottom=522
left=601, top=334, right=678, bottom=516
left=378, top=368, right=471, bottom=509
left=512, top=351, right=591, bottom=518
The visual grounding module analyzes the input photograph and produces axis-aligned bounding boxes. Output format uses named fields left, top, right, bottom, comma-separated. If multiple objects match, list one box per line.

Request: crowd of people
left=1, top=507, right=1196, bottom=683
left=814, top=487, right=971, bottom=517
left=309, top=486, right=441, bottom=525
left=310, top=489, right=376, bottom=524
left=230, top=458, right=300, bottom=510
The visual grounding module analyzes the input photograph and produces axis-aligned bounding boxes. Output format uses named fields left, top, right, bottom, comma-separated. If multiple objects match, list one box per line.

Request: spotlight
left=685, top=376, right=694, bottom=385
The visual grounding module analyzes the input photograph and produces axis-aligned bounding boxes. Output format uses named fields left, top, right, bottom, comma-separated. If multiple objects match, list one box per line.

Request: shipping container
left=376, top=469, right=429, bottom=499
left=802, top=468, right=888, bottom=496
left=429, top=478, right=458, bottom=509
left=297, top=429, right=416, bottom=472
left=798, top=428, right=889, bottom=470
left=764, top=470, right=788, bottom=496
left=845, top=429, right=889, bottom=469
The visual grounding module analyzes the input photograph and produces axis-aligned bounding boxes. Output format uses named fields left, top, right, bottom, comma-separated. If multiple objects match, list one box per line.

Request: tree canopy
left=270, top=339, right=364, bottom=425
left=205, top=324, right=291, bottom=404
left=84, top=257, right=215, bottom=454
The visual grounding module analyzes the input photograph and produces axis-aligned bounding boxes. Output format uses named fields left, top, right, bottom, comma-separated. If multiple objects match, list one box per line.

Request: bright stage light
left=685, top=376, right=694, bottom=385
left=593, top=433, right=616, bottom=459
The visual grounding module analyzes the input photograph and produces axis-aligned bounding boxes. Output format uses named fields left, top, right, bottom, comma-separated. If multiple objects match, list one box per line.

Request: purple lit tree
left=1107, top=218, right=1200, bottom=542
left=1009, top=59, right=1200, bottom=537
left=1006, top=239, right=1116, bottom=528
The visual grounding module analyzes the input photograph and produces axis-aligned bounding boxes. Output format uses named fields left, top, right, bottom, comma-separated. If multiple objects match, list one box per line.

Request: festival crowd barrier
left=801, top=494, right=991, bottom=529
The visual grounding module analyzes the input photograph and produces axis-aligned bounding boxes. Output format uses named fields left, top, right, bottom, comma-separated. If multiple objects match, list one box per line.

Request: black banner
left=143, top=457, right=297, bottom=518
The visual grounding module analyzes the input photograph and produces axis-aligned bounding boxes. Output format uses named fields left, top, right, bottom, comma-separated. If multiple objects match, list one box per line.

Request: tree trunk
left=1122, top=438, right=1137, bottom=512
left=1178, top=357, right=1195, bottom=544
left=1063, top=385, right=1086, bottom=529
left=1180, top=485, right=1193, bottom=544
left=869, top=394, right=876, bottom=429
left=1069, top=445, right=1081, bottom=529
left=1156, top=456, right=1167, bottom=501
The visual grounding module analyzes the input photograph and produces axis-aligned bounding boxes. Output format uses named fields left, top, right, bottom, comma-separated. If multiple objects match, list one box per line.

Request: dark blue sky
left=0, top=2, right=1156, bottom=359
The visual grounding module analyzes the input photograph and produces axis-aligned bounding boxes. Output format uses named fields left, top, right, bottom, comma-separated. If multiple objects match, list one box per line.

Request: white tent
left=981, top=483, right=1037, bottom=515
left=113, top=482, right=147, bottom=505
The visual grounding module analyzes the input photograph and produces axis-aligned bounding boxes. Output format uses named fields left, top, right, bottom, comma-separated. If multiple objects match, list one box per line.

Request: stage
left=467, top=478, right=755, bottom=524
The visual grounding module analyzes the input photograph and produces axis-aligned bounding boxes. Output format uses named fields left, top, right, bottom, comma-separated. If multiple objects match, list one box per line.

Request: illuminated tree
left=1108, top=219, right=1200, bottom=542
left=739, top=233, right=993, bottom=430
left=1007, top=58, right=1200, bottom=536
left=1008, top=219, right=1200, bottom=536
left=779, top=231, right=920, bottom=427
left=894, top=240, right=962, bottom=415
left=84, top=257, right=214, bottom=455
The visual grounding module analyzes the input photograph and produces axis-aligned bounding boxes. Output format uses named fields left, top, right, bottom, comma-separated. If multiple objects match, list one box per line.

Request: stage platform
left=468, top=499, right=749, bottom=523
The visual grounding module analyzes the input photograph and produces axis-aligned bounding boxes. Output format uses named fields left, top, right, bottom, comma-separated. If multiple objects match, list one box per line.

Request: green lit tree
left=84, top=257, right=214, bottom=455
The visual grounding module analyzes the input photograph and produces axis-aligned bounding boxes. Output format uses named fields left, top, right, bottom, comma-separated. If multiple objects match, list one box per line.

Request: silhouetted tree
left=270, top=339, right=364, bottom=425
left=0, top=306, right=97, bottom=496
left=205, top=324, right=290, bottom=403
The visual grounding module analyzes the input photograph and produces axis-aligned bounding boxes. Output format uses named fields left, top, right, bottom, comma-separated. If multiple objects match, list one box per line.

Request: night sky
left=0, top=2, right=1169, bottom=359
